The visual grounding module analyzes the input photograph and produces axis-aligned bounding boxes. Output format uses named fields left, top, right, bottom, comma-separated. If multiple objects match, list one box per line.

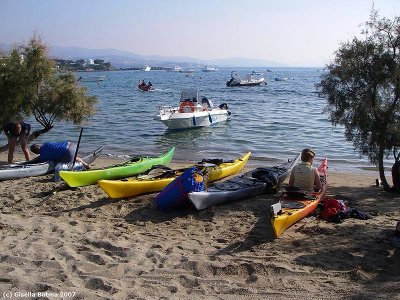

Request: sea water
left=29, top=67, right=391, bottom=174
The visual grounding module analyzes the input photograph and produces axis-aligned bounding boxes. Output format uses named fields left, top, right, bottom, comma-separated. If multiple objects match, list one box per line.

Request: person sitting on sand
left=30, top=141, right=89, bottom=169
left=288, top=148, right=322, bottom=192
left=3, top=121, right=31, bottom=163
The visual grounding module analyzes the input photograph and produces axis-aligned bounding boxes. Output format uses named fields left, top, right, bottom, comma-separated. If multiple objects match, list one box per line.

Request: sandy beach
left=0, top=150, right=399, bottom=300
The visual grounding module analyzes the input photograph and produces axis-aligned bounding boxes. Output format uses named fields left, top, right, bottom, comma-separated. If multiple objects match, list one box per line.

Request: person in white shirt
left=289, top=148, right=322, bottom=192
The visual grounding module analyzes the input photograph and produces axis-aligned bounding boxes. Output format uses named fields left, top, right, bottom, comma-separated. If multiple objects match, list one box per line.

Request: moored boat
left=154, top=89, right=230, bottom=130
left=202, top=66, right=218, bottom=72
left=226, top=72, right=265, bottom=87
left=142, top=65, right=151, bottom=71
left=165, top=66, right=182, bottom=72
left=98, top=152, right=251, bottom=199
left=59, top=147, right=175, bottom=187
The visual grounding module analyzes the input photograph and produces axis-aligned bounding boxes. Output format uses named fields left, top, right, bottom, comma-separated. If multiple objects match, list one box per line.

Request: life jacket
left=179, top=101, right=196, bottom=113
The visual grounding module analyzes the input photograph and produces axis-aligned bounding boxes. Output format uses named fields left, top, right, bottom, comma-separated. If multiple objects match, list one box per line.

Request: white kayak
left=188, top=154, right=300, bottom=210
left=0, top=147, right=103, bottom=181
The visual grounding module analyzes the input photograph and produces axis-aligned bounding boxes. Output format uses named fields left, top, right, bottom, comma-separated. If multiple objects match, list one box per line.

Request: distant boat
left=180, top=69, right=195, bottom=74
left=202, top=66, right=218, bottom=72
left=274, top=77, right=288, bottom=81
left=142, top=65, right=151, bottom=71
left=138, top=81, right=153, bottom=91
left=226, top=72, right=265, bottom=87
left=77, top=75, right=106, bottom=82
left=166, top=66, right=182, bottom=72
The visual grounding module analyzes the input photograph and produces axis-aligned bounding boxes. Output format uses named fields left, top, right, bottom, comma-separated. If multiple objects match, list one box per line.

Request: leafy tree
left=317, top=10, right=400, bottom=191
left=0, top=35, right=98, bottom=152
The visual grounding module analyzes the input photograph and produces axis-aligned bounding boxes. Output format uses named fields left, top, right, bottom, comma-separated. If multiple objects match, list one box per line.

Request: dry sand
left=0, top=150, right=399, bottom=300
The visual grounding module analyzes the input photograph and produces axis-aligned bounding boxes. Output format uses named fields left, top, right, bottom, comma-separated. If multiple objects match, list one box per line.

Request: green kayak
left=59, top=147, right=175, bottom=187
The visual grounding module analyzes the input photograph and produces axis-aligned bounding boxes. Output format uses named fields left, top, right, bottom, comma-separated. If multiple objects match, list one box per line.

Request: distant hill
left=0, top=43, right=287, bottom=68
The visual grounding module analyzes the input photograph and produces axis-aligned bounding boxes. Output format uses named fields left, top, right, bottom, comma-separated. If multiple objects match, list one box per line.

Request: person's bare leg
left=7, top=137, right=17, bottom=163
left=20, top=133, right=31, bottom=161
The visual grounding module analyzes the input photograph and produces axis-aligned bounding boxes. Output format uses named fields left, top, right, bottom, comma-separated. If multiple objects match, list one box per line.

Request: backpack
left=319, top=198, right=349, bottom=221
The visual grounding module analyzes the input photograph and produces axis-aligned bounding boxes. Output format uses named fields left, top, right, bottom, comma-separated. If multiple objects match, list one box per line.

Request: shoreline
left=0, top=151, right=399, bottom=299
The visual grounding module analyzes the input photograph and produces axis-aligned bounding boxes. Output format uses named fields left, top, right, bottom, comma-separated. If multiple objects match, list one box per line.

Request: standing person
left=288, top=148, right=322, bottom=192
left=30, top=141, right=89, bottom=169
left=3, top=121, right=31, bottom=163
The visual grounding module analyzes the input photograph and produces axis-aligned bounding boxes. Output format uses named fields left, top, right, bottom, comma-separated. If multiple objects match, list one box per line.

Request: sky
left=1, top=0, right=399, bottom=67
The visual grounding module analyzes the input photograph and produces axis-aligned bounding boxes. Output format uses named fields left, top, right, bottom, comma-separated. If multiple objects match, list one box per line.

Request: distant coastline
left=0, top=43, right=299, bottom=69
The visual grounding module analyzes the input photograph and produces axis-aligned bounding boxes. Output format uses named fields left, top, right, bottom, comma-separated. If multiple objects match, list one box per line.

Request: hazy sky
left=1, top=0, right=399, bottom=66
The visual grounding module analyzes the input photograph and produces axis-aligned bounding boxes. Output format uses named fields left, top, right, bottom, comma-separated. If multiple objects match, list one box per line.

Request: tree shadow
left=294, top=228, right=400, bottom=299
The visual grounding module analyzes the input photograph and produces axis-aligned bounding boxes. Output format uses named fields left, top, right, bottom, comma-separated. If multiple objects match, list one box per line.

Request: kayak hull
left=0, top=147, right=103, bottom=181
left=270, top=158, right=328, bottom=237
left=98, top=152, right=251, bottom=198
left=188, top=154, right=300, bottom=210
left=59, top=147, right=175, bottom=187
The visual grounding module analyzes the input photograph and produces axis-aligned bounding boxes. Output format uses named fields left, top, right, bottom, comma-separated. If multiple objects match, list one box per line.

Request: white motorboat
left=142, top=65, right=151, bottom=71
left=202, top=66, right=218, bottom=72
left=226, top=72, right=265, bottom=87
left=154, top=89, right=230, bottom=130
left=251, top=70, right=264, bottom=75
left=166, top=66, right=182, bottom=72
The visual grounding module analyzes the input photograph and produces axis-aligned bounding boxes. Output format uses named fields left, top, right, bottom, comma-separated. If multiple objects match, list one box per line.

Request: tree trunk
left=0, top=126, right=52, bottom=153
left=378, top=148, right=391, bottom=191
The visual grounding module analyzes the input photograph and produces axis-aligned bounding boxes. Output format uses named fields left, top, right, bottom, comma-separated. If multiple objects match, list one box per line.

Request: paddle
left=71, top=128, right=84, bottom=171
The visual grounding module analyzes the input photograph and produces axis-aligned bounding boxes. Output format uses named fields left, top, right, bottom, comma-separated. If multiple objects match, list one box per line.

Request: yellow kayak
left=270, top=158, right=328, bottom=237
left=98, top=152, right=251, bottom=198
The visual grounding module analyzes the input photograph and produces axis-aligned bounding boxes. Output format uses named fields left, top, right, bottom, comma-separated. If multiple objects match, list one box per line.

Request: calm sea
left=29, top=67, right=389, bottom=174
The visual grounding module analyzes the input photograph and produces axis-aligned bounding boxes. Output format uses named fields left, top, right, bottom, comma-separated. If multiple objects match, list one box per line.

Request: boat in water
left=77, top=75, right=106, bottom=82
left=142, top=65, right=151, bottom=72
left=274, top=77, right=289, bottom=81
left=154, top=89, right=230, bottom=130
left=202, top=66, right=218, bottom=72
left=166, top=66, right=182, bottom=72
left=180, top=69, right=195, bottom=74
left=138, top=80, right=153, bottom=91
left=251, top=70, right=264, bottom=75
left=226, top=72, right=265, bottom=87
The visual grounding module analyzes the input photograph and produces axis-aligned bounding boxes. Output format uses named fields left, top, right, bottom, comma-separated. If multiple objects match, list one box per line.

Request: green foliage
left=317, top=10, right=400, bottom=189
left=0, top=35, right=98, bottom=129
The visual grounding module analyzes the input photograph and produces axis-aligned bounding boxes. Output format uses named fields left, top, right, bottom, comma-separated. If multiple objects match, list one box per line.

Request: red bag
left=320, top=198, right=349, bottom=220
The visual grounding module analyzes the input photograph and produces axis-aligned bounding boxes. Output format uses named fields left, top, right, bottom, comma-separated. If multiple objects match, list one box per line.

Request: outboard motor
left=226, top=78, right=235, bottom=86
left=218, top=103, right=228, bottom=110
left=201, top=97, right=213, bottom=109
